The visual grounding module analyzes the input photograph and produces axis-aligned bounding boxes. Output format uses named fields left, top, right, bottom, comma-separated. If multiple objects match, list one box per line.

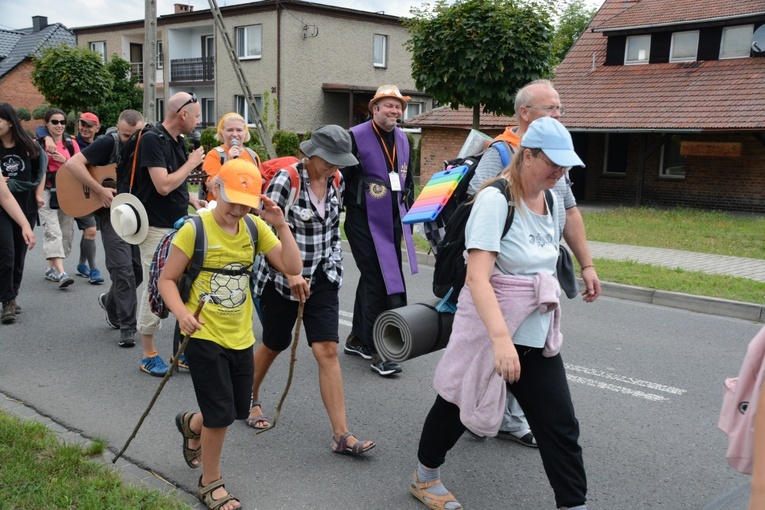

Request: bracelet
left=580, top=264, right=595, bottom=271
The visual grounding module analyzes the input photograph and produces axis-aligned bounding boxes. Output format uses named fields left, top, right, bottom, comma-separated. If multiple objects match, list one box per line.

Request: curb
left=0, top=392, right=204, bottom=509
left=342, top=241, right=765, bottom=324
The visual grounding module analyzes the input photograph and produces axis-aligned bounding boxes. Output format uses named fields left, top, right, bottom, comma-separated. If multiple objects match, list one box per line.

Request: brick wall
left=0, top=60, right=46, bottom=131
left=585, top=132, right=765, bottom=212
left=418, top=127, right=502, bottom=184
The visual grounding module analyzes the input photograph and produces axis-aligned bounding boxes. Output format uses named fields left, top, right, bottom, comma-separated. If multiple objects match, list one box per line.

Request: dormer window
left=670, top=31, right=698, bottom=62
left=625, top=35, right=651, bottom=64
left=720, top=25, right=753, bottom=59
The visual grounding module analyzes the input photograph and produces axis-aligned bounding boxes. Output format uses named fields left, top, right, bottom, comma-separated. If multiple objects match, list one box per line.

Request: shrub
left=15, top=107, right=31, bottom=121
left=272, top=130, right=299, bottom=157
left=32, top=104, right=50, bottom=120
left=199, top=127, right=217, bottom=152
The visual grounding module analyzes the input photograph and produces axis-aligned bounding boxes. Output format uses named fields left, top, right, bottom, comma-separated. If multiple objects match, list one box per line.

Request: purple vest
left=350, top=120, right=418, bottom=294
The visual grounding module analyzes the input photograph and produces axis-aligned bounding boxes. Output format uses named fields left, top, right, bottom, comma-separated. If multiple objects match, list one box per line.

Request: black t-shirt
left=0, top=145, right=37, bottom=217
left=81, top=134, right=117, bottom=167
left=134, top=124, right=189, bottom=228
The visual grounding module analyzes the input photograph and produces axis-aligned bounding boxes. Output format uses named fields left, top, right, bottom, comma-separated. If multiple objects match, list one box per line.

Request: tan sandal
left=409, top=470, right=463, bottom=510
left=198, top=475, right=242, bottom=510
left=175, top=412, right=201, bottom=468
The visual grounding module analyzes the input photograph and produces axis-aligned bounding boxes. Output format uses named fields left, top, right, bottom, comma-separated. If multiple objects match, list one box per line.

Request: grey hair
left=514, top=79, right=555, bottom=113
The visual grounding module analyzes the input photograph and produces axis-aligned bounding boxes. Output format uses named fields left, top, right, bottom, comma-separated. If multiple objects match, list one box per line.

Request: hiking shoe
left=89, top=268, right=104, bottom=285
left=344, top=336, right=373, bottom=360
left=119, top=330, right=136, bottom=348
left=140, top=355, right=169, bottom=377
left=98, top=293, right=120, bottom=330
left=58, top=272, right=74, bottom=289
left=44, top=268, right=59, bottom=282
left=1, top=301, right=16, bottom=324
left=497, top=430, right=538, bottom=448
left=171, top=353, right=189, bottom=371
left=11, top=300, right=21, bottom=314
left=370, top=357, right=402, bottom=376
left=76, top=264, right=90, bottom=278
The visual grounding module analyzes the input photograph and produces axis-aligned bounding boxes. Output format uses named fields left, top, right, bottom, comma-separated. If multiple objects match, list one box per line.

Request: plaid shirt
left=254, top=162, right=344, bottom=301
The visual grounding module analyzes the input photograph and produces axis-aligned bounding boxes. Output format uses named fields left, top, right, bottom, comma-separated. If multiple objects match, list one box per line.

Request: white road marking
left=565, top=364, right=686, bottom=396
left=567, top=375, right=670, bottom=402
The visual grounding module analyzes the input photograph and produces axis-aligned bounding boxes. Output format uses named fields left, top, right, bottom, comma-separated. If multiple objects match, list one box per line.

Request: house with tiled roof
left=408, top=0, right=765, bottom=212
left=554, top=0, right=765, bottom=212
left=0, top=16, right=76, bottom=125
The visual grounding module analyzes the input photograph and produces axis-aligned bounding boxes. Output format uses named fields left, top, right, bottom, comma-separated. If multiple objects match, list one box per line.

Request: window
left=156, top=98, right=164, bottom=123
left=670, top=31, right=698, bottom=62
left=625, top=35, right=651, bottom=64
left=404, top=102, right=423, bottom=120
left=157, top=41, right=163, bottom=69
left=235, top=95, right=263, bottom=125
left=373, top=34, right=387, bottom=68
left=603, top=133, right=628, bottom=174
left=236, top=25, right=262, bottom=59
left=202, top=98, right=215, bottom=127
left=720, top=25, right=753, bottom=59
left=660, top=136, right=686, bottom=178
left=89, top=41, right=106, bottom=63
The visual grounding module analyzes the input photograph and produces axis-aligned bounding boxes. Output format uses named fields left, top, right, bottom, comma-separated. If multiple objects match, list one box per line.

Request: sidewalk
left=389, top=239, right=765, bottom=323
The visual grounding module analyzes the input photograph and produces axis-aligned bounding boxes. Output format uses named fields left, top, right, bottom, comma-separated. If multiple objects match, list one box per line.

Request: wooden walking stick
left=256, top=281, right=308, bottom=435
left=113, top=295, right=215, bottom=463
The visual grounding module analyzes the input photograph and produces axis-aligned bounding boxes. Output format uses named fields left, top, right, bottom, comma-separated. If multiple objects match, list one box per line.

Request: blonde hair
left=214, top=113, right=251, bottom=143
left=472, top=146, right=539, bottom=213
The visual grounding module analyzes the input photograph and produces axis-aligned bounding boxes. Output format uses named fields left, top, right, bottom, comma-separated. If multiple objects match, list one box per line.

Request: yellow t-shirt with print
left=172, top=211, right=280, bottom=350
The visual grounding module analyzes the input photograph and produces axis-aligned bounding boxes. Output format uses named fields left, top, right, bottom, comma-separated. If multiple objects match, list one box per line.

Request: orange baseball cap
left=214, top=159, right=262, bottom=209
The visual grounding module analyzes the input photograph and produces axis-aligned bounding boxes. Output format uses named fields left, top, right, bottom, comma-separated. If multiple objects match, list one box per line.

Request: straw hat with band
left=110, top=194, right=149, bottom=245
left=368, top=84, right=410, bottom=112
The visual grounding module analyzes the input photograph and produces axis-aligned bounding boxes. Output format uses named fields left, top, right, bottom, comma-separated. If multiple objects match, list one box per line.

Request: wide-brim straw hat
left=368, top=84, right=410, bottom=111
left=110, top=193, right=149, bottom=245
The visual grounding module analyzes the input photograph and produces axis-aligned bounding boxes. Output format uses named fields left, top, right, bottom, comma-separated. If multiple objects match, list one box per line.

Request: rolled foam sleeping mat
left=372, top=300, right=455, bottom=363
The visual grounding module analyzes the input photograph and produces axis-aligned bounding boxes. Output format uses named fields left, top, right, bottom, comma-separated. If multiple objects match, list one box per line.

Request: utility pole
left=143, top=0, right=158, bottom=123
left=207, top=0, right=277, bottom=159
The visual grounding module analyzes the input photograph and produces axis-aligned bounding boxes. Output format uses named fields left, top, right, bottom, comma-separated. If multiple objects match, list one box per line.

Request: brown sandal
left=409, top=470, right=463, bottom=509
left=198, top=475, right=242, bottom=510
left=175, top=412, right=201, bottom=468
left=331, top=432, right=376, bottom=456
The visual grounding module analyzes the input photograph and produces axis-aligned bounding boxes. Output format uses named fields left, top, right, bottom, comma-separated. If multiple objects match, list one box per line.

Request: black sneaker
left=118, top=329, right=136, bottom=348
left=370, top=357, right=402, bottom=376
left=98, top=293, right=120, bottom=330
left=497, top=430, right=538, bottom=448
left=344, top=333, right=373, bottom=360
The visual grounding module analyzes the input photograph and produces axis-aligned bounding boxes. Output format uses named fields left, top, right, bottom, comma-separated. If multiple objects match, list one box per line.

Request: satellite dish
left=752, top=25, right=765, bottom=53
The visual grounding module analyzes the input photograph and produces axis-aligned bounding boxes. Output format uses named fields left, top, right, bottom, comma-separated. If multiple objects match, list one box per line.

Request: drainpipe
left=276, top=2, right=281, bottom=130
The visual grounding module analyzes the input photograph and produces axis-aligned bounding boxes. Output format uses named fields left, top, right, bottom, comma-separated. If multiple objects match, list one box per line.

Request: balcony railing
left=170, top=57, right=215, bottom=82
left=130, top=62, right=144, bottom=83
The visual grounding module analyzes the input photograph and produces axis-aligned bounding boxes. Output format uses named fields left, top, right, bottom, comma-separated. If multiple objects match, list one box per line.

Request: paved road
left=0, top=229, right=761, bottom=509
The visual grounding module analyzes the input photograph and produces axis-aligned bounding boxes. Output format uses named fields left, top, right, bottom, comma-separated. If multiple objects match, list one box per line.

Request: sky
left=0, top=0, right=604, bottom=31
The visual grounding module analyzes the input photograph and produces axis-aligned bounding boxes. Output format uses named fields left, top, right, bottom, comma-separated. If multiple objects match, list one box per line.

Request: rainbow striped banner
left=403, top=165, right=468, bottom=224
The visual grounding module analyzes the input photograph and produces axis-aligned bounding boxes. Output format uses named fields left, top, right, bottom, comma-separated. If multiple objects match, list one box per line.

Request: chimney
left=174, top=3, right=194, bottom=14
left=32, top=16, right=48, bottom=33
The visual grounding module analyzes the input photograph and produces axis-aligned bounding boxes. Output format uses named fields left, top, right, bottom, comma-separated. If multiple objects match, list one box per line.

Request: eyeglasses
left=525, top=105, right=566, bottom=117
left=49, top=119, right=66, bottom=126
left=537, top=152, right=570, bottom=173
left=321, top=159, right=341, bottom=171
left=175, top=92, right=198, bottom=114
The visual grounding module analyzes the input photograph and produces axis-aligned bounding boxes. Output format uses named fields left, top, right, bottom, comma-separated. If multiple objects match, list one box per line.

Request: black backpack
left=423, top=140, right=512, bottom=255
left=432, top=179, right=553, bottom=304
left=114, top=124, right=176, bottom=194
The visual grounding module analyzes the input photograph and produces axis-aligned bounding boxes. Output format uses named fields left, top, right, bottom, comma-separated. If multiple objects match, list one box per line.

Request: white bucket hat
left=110, top=193, right=149, bottom=245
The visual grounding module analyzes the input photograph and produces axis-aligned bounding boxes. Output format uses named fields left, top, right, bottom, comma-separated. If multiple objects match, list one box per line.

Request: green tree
left=271, top=130, right=299, bottom=157
left=96, top=56, right=143, bottom=129
left=31, top=44, right=111, bottom=115
left=551, top=0, right=597, bottom=66
left=406, top=0, right=554, bottom=129
left=15, top=107, right=30, bottom=121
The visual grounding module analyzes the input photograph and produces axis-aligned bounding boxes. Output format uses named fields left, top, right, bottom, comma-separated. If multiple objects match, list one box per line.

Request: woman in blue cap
left=409, top=117, right=589, bottom=510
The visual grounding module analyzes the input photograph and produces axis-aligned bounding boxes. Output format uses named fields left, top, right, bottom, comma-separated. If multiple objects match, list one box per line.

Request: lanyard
left=371, top=121, right=396, bottom=172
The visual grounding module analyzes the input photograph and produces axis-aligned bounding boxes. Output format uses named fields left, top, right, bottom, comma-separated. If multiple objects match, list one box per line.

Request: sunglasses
left=49, top=119, right=66, bottom=126
left=176, top=92, right=198, bottom=114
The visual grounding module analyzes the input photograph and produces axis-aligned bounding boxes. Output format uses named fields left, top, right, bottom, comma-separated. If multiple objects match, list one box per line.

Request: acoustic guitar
left=56, top=164, right=117, bottom=218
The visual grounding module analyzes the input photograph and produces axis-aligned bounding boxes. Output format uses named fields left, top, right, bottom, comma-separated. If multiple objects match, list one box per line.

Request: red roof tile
left=404, top=105, right=516, bottom=130
left=553, top=0, right=765, bottom=131
left=596, top=0, right=765, bottom=31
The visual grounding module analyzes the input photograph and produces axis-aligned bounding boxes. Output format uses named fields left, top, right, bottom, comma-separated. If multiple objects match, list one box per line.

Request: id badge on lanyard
left=389, top=171, right=401, bottom=192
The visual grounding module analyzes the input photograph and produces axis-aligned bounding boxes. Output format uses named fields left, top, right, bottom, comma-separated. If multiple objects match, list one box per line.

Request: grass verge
left=0, top=411, right=189, bottom=509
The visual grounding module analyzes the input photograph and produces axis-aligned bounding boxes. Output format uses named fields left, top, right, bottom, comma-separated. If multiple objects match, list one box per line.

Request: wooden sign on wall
left=680, top=142, right=741, bottom=157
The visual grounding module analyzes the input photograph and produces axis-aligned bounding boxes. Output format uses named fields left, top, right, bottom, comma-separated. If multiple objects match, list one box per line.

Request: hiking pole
left=113, top=294, right=217, bottom=463
left=256, top=279, right=309, bottom=434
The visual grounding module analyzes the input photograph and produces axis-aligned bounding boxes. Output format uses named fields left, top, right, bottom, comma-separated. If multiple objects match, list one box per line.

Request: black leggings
left=417, top=349, right=587, bottom=508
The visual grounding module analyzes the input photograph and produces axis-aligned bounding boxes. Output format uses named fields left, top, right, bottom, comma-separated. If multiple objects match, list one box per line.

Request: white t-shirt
left=465, top=185, right=559, bottom=348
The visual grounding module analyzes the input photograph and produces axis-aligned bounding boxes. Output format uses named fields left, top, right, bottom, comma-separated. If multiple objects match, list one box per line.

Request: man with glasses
left=468, top=79, right=601, bottom=448
left=131, top=92, right=206, bottom=377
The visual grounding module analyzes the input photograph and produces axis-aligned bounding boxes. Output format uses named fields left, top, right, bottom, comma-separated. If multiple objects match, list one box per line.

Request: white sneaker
left=44, top=268, right=59, bottom=282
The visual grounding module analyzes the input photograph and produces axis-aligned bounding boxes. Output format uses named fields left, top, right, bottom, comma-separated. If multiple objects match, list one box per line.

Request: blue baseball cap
left=521, top=117, right=585, bottom=168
